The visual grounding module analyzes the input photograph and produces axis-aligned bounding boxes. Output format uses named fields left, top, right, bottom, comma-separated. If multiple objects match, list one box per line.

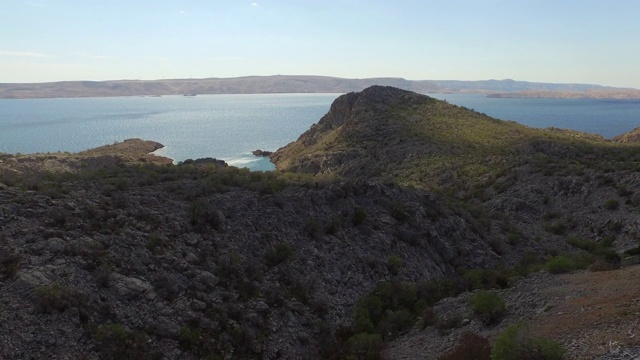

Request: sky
left=2, top=0, right=640, bottom=88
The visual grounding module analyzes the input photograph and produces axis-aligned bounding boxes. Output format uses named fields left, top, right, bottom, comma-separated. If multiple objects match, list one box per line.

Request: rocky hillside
left=0, top=140, right=558, bottom=359
left=2, top=87, right=640, bottom=359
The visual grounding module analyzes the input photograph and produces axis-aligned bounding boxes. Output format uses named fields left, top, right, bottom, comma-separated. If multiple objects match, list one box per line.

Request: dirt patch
left=385, top=265, right=640, bottom=360
left=531, top=266, right=640, bottom=359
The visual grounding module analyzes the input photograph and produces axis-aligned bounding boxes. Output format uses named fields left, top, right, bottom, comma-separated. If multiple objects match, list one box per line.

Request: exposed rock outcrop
left=252, top=149, right=273, bottom=157
left=612, top=126, right=640, bottom=143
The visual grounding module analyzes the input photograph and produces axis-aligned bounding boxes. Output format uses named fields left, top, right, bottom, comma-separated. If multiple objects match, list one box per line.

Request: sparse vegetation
left=491, top=322, right=565, bottom=360
left=387, top=255, right=404, bottom=275
left=0, top=243, right=20, bottom=278
left=352, top=206, right=368, bottom=225
left=604, top=198, right=620, bottom=210
left=469, top=291, right=507, bottom=325
left=34, top=282, right=72, bottom=314
left=265, top=242, right=296, bottom=268
left=545, top=255, right=578, bottom=274
left=94, top=323, right=160, bottom=360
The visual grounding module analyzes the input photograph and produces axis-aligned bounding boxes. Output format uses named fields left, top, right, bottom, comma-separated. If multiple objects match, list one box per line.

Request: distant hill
left=0, top=75, right=438, bottom=99
left=431, top=78, right=621, bottom=93
left=1, top=75, right=638, bottom=99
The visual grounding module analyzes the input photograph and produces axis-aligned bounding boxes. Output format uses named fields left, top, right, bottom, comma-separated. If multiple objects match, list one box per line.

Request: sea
left=1, top=93, right=640, bottom=171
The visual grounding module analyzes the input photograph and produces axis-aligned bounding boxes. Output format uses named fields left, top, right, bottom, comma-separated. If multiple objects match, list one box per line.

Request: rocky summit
left=2, top=86, right=640, bottom=359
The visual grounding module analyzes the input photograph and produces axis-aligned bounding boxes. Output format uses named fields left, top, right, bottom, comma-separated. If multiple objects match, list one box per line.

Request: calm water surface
left=430, top=94, right=640, bottom=139
left=1, top=93, right=640, bottom=170
left=0, top=94, right=339, bottom=170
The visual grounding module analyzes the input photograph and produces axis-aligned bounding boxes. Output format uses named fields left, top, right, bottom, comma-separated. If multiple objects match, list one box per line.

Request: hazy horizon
left=3, top=1, right=640, bottom=88
left=1, top=75, right=637, bottom=91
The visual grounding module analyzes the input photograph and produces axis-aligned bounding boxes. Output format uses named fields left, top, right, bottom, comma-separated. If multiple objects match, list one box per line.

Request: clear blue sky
left=2, top=0, right=639, bottom=88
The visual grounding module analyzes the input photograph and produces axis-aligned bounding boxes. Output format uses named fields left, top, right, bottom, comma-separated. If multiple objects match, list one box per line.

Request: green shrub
left=325, top=214, right=342, bottom=235
left=303, top=217, right=322, bottom=237
left=544, top=221, right=566, bottom=235
left=544, top=255, right=574, bottom=274
left=506, top=232, right=521, bottom=244
left=542, top=211, right=560, bottom=220
left=469, top=291, right=506, bottom=325
left=463, top=269, right=483, bottom=290
left=624, top=246, right=640, bottom=256
left=566, top=236, right=597, bottom=252
left=389, top=200, right=410, bottom=222
left=95, top=323, right=159, bottom=360
left=377, top=309, right=414, bottom=340
left=146, top=232, right=168, bottom=254
left=387, top=255, right=404, bottom=275
left=34, top=282, right=72, bottom=313
left=178, top=325, right=203, bottom=352
left=0, top=246, right=20, bottom=278
left=189, top=200, right=224, bottom=231
left=491, top=322, right=565, bottom=360
left=463, top=268, right=510, bottom=291
left=604, top=199, right=620, bottom=210
left=352, top=207, right=368, bottom=225
left=439, top=332, right=491, bottom=360
left=347, top=333, right=383, bottom=360
left=513, top=253, right=544, bottom=276
left=601, top=235, right=616, bottom=247
left=265, top=242, right=295, bottom=268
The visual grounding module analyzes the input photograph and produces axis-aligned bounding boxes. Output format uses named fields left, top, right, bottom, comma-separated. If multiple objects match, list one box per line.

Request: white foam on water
left=226, top=157, right=258, bottom=166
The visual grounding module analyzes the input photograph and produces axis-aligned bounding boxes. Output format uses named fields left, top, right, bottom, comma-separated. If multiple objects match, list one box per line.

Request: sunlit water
left=1, top=93, right=639, bottom=171
left=0, top=94, right=339, bottom=170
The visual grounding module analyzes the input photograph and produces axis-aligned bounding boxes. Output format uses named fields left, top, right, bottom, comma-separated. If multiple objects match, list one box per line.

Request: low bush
left=265, top=242, right=296, bottom=268
left=604, top=199, right=620, bottom=210
left=544, top=221, right=566, bottom=235
left=178, top=325, right=203, bottom=353
left=463, top=268, right=510, bottom=291
left=491, top=322, right=565, bottom=360
left=545, top=255, right=575, bottom=274
left=34, top=282, right=72, bottom=313
left=347, top=333, right=383, bottom=360
left=325, top=214, right=342, bottom=235
left=352, top=206, right=368, bottom=225
left=566, top=236, right=597, bottom=252
left=469, top=291, right=506, bottom=325
left=387, top=255, right=404, bottom=275
left=95, top=323, right=160, bottom=360
left=389, top=200, right=410, bottom=222
left=0, top=245, right=20, bottom=278
left=303, top=217, right=322, bottom=238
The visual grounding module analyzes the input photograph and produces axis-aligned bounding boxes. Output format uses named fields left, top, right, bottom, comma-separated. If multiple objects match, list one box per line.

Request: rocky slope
left=3, top=87, right=640, bottom=359
left=0, top=157, right=553, bottom=359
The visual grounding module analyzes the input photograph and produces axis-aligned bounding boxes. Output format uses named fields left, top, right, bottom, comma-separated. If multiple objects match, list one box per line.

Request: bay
left=0, top=94, right=339, bottom=171
left=1, top=92, right=640, bottom=171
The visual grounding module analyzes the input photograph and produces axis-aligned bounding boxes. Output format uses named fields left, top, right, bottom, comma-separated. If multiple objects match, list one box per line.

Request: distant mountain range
left=1, top=75, right=639, bottom=99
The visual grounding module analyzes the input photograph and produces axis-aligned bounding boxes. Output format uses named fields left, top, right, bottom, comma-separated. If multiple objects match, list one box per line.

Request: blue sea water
left=0, top=94, right=339, bottom=171
left=1, top=93, right=640, bottom=171
left=429, top=94, right=640, bottom=139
